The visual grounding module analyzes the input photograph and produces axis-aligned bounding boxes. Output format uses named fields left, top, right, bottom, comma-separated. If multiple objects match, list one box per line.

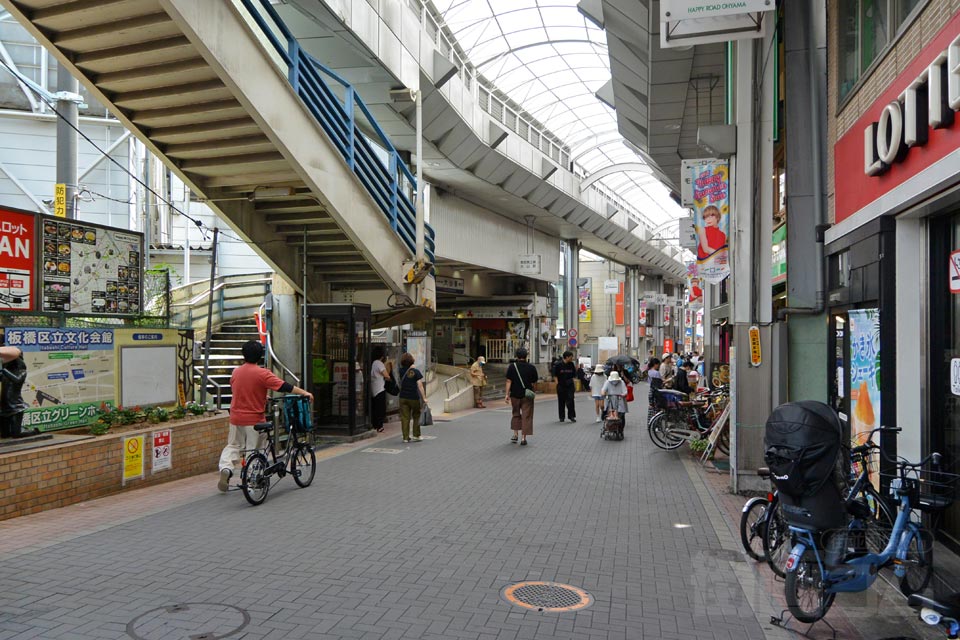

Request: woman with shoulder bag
left=397, top=352, right=427, bottom=443
left=504, top=347, right=538, bottom=445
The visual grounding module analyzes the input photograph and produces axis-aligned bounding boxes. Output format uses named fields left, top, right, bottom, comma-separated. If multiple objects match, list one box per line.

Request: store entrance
left=929, top=212, right=960, bottom=550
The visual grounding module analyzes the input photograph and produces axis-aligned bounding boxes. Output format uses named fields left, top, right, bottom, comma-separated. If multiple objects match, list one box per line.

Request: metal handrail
left=237, top=0, right=436, bottom=262
left=441, top=371, right=469, bottom=399
left=194, top=365, right=224, bottom=411
left=170, top=276, right=273, bottom=309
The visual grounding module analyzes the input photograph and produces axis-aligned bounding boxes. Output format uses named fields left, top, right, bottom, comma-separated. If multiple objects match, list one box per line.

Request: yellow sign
left=748, top=325, right=762, bottom=368
left=54, top=183, right=67, bottom=218
left=122, top=435, right=144, bottom=484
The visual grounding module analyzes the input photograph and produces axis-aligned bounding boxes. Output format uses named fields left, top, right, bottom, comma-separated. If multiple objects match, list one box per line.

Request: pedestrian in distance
left=370, top=346, right=392, bottom=432
left=218, top=340, right=313, bottom=492
left=601, top=370, right=629, bottom=422
left=589, top=364, right=607, bottom=422
left=553, top=350, right=578, bottom=422
left=660, top=353, right=676, bottom=388
left=397, top=352, right=427, bottom=443
left=504, top=347, right=538, bottom=445
left=673, top=359, right=695, bottom=397
left=646, top=357, right=663, bottom=407
left=469, top=355, right=487, bottom=408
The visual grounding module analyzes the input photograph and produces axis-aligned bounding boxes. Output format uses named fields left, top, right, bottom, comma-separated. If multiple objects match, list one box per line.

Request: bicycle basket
left=880, top=466, right=960, bottom=513
left=283, top=395, right=313, bottom=433
left=654, top=388, right=686, bottom=410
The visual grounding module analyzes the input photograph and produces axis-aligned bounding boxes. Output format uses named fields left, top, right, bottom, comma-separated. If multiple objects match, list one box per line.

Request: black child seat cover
left=764, top=400, right=847, bottom=531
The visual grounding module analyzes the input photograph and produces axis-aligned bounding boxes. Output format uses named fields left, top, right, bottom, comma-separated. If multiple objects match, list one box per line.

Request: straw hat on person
left=608, top=371, right=621, bottom=381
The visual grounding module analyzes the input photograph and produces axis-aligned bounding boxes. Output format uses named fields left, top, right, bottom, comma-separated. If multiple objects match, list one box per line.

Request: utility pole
left=55, top=71, right=79, bottom=219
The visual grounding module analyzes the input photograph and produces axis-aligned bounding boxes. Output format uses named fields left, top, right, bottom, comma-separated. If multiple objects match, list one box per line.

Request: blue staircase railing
left=238, top=0, right=436, bottom=263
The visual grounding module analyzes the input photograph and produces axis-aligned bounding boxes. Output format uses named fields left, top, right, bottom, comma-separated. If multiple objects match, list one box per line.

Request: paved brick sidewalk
left=0, top=393, right=790, bottom=639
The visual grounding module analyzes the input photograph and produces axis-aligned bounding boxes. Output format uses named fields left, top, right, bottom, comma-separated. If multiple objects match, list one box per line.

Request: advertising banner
left=615, top=282, right=624, bottom=326
left=688, top=160, right=730, bottom=283
left=578, top=278, right=592, bottom=322
left=849, top=309, right=881, bottom=446
left=0, top=207, right=35, bottom=311
left=5, top=327, right=115, bottom=432
left=639, top=304, right=647, bottom=326
left=39, top=215, right=143, bottom=315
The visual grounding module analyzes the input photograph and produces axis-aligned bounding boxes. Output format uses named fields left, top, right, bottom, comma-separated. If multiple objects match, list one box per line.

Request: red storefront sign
left=0, top=207, right=35, bottom=311
left=834, top=14, right=960, bottom=224
left=664, top=339, right=675, bottom=354
left=614, top=282, right=625, bottom=325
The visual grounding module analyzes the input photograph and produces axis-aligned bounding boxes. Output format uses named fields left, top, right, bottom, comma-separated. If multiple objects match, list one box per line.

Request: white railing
left=482, top=339, right=529, bottom=363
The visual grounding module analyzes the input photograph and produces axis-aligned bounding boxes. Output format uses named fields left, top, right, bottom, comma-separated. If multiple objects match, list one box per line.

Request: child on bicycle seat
left=217, top=340, right=313, bottom=492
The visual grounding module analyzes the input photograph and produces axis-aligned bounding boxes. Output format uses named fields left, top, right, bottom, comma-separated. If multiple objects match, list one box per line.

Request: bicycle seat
left=757, top=467, right=770, bottom=479
left=917, top=495, right=953, bottom=512
left=254, top=422, right=273, bottom=432
left=908, top=592, right=960, bottom=619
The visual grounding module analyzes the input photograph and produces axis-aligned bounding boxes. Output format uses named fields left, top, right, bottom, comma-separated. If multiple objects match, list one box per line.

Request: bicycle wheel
left=292, top=444, right=316, bottom=488
left=715, top=425, right=730, bottom=456
left=785, top=548, right=834, bottom=623
left=763, top=495, right=790, bottom=577
left=898, top=528, right=933, bottom=595
left=241, top=452, right=271, bottom=506
left=739, top=497, right=769, bottom=561
left=647, top=413, right=685, bottom=450
left=859, top=486, right=895, bottom=555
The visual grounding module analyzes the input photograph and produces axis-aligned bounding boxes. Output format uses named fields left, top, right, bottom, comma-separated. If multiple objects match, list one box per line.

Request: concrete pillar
left=55, top=70, right=79, bottom=219
left=628, top=267, right=640, bottom=357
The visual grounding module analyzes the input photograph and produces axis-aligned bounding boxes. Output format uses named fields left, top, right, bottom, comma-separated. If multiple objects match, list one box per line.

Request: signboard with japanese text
left=951, top=250, right=960, bottom=294
left=152, top=429, right=171, bottom=473
left=952, top=358, right=960, bottom=396
left=603, top=279, right=620, bottom=294
left=849, top=309, right=881, bottom=447
left=123, top=435, right=144, bottom=484
left=39, top=215, right=143, bottom=316
left=664, top=307, right=672, bottom=325
left=6, top=327, right=115, bottom=432
left=435, top=275, right=464, bottom=294
left=615, top=282, right=624, bottom=326
left=0, top=207, right=35, bottom=311
left=54, top=184, right=66, bottom=218
left=517, top=254, right=542, bottom=275
left=578, top=278, right=592, bottom=322
left=686, top=159, right=730, bottom=283
left=748, top=325, right=762, bottom=367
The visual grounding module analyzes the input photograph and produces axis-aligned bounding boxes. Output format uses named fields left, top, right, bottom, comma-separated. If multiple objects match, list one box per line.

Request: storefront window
left=837, top=0, right=927, bottom=102
left=929, top=213, right=960, bottom=549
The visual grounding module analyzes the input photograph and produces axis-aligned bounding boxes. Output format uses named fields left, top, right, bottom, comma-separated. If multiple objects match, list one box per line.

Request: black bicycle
left=241, top=395, right=316, bottom=506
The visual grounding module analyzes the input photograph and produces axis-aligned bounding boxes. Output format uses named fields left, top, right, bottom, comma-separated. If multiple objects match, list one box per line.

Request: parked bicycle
left=782, top=426, right=957, bottom=622
left=240, top=395, right=317, bottom=506
left=647, top=386, right=729, bottom=455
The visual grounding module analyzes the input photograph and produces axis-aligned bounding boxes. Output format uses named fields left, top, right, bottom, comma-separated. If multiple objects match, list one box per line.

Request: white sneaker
left=217, top=468, right=232, bottom=492
left=411, top=436, right=422, bottom=442
left=595, top=417, right=601, bottom=423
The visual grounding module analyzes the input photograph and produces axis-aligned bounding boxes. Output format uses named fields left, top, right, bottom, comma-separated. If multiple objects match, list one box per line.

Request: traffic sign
left=951, top=250, right=960, bottom=293
left=568, top=338, right=578, bottom=348
left=567, top=328, right=578, bottom=338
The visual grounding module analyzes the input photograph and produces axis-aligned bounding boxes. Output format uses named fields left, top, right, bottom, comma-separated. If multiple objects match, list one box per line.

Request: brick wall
left=0, top=414, right=229, bottom=521
left=826, top=0, right=960, bottom=223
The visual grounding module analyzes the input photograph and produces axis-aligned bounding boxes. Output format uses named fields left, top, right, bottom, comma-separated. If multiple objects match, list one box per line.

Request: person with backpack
left=397, top=352, right=427, bottom=443
left=504, top=347, right=538, bottom=445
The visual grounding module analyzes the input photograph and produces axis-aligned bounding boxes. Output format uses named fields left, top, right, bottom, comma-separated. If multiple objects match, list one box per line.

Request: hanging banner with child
left=688, top=160, right=730, bottom=283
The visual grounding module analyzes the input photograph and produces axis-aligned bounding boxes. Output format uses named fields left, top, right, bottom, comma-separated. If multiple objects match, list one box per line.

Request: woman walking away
left=504, top=347, right=539, bottom=445
left=589, top=364, right=607, bottom=422
left=397, top=352, right=427, bottom=443
left=371, top=346, right=391, bottom=432
left=601, top=370, right=629, bottom=423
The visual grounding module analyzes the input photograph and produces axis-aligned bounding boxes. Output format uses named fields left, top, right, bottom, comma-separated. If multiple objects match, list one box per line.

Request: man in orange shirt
left=218, top=340, right=313, bottom=491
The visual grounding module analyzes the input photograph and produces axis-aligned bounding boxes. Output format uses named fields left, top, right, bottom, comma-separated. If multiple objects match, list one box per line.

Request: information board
left=39, top=216, right=143, bottom=315
left=0, top=207, right=36, bottom=311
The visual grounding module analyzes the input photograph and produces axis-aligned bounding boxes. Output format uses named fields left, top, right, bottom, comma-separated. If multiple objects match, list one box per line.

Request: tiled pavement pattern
left=0, top=390, right=924, bottom=639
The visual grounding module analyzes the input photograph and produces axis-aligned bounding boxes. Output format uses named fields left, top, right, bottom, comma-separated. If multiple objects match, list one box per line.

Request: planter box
left=0, top=414, right=230, bottom=522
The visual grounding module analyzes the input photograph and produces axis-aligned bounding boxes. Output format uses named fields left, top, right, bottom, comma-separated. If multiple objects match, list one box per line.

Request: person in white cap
left=469, top=355, right=487, bottom=408
left=589, top=364, right=607, bottom=422
left=601, top=370, right=629, bottom=421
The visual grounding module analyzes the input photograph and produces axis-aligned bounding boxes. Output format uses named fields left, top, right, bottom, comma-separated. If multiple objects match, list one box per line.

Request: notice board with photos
left=39, top=215, right=143, bottom=316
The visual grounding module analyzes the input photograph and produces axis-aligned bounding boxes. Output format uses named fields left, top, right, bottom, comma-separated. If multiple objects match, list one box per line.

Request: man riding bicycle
left=218, top=340, right=313, bottom=492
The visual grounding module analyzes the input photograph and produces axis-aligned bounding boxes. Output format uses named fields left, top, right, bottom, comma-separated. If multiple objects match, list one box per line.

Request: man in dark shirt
left=504, top=347, right=539, bottom=445
left=552, top=350, right=577, bottom=422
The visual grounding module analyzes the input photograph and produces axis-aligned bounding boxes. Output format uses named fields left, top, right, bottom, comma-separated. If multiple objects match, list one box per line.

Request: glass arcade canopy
left=433, top=0, right=686, bottom=232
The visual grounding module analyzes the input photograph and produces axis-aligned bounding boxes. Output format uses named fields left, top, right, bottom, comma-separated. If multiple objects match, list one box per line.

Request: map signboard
left=0, top=207, right=35, bottom=311
left=39, top=215, right=143, bottom=315
left=5, top=327, right=115, bottom=432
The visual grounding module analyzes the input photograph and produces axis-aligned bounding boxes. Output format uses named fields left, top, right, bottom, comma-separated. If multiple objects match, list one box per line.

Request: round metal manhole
left=500, top=581, right=594, bottom=612
left=126, top=603, right=250, bottom=640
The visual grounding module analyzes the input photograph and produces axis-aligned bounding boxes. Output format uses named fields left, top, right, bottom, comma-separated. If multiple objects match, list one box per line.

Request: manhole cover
left=126, top=603, right=250, bottom=640
left=500, top=581, right=593, bottom=612
left=363, top=448, right=402, bottom=454
left=702, top=549, right=746, bottom=562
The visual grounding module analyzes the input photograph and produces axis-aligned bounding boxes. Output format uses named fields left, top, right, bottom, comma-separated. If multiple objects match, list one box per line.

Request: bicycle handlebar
left=856, top=425, right=944, bottom=472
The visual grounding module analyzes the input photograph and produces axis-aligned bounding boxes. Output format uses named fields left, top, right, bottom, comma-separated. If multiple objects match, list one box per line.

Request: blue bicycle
left=783, top=426, right=958, bottom=623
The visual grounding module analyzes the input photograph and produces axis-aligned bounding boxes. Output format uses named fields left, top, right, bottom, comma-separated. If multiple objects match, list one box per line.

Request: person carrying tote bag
left=397, top=352, right=427, bottom=443
left=504, top=347, right=538, bottom=445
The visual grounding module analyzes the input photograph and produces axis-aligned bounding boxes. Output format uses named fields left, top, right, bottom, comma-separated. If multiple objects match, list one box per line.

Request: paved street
left=0, top=394, right=798, bottom=639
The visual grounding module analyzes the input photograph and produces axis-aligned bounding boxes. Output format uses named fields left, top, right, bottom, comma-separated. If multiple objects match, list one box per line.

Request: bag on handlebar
left=764, top=401, right=847, bottom=531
